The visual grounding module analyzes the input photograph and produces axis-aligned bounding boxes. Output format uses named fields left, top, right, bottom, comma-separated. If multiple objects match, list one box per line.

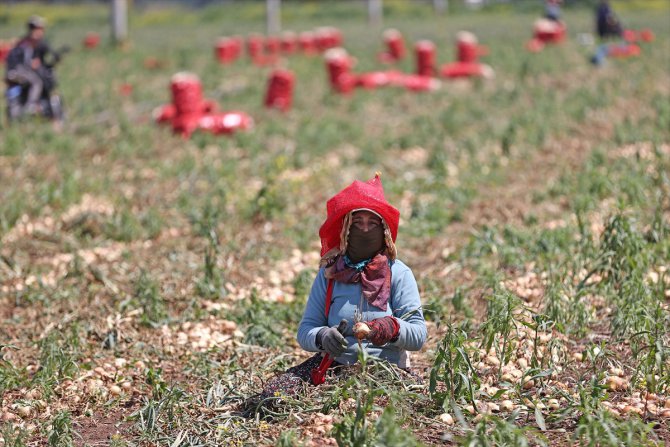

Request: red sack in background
left=299, top=31, right=318, bottom=54
left=281, top=31, right=298, bottom=54
left=608, top=43, right=641, bottom=58
left=198, top=112, right=253, bottom=135
left=83, top=32, right=100, bottom=49
left=264, top=69, right=294, bottom=111
left=415, top=40, right=436, bottom=77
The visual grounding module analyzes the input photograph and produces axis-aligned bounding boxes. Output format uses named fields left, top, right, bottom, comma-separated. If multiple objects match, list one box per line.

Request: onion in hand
left=353, top=322, right=371, bottom=340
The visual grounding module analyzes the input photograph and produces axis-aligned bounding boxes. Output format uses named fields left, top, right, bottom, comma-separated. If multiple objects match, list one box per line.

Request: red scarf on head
left=319, top=174, right=399, bottom=257
left=324, top=253, right=391, bottom=311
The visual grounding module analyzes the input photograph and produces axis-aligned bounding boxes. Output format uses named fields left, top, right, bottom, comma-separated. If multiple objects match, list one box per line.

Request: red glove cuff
left=367, top=316, right=400, bottom=346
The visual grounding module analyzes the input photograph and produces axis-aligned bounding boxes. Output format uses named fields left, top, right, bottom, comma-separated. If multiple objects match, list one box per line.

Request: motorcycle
left=5, top=45, right=69, bottom=123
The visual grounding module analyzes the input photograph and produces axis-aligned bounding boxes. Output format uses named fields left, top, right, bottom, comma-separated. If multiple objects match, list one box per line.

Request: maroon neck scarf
left=324, top=253, right=392, bottom=311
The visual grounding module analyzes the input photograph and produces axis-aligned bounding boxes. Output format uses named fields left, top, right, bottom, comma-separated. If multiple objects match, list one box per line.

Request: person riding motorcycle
left=5, top=15, right=59, bottom=117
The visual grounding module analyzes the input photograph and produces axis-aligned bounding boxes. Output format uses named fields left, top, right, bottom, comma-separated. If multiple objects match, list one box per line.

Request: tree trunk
left=367, top=0, right=383, bottom=25
left=111, top=0, right=128, bottom=44
left=266, top=0, right=281, bottom=35
left=433, top=0, right=448, bottom=15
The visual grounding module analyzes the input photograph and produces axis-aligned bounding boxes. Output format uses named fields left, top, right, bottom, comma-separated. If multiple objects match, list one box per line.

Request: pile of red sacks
left=246, top=26, right=342, bottom=66
left=622, top=28, right=655, bottom=43
left=526, top=19, right=567, bottom=52
left=325, top=47, right=439, bottom=94
left=604, top=29, right=653, bottom=60
left=440, top=31, right=493, bottom=79
left=607, top=43, right=641, bottom=58
left=605, top=28, right=655, bottom=59
left=154, top=72, right=252, bottom=137
left=378, top=29, right=406, bottom=63
left=214, top=27, right=341, bottom=66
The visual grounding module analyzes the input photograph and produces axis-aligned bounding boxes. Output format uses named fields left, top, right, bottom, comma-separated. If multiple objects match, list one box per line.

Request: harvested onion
left=353, top=322, right=371, bottom=340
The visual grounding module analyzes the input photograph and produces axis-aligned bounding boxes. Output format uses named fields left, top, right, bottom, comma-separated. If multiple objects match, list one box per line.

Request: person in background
left=544, top=0, right=563, bottom=22
left=596, top=0, right=623, bottom=39
left=5, top=15, right=52, bottom=115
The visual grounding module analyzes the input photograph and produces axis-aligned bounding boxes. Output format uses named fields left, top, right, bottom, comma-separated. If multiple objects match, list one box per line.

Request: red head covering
left=319, top=174, right=400, bottom=257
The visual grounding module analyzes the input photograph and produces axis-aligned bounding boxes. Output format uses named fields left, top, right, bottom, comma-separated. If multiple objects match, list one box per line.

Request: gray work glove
left=316, top=320, right=348, bottom=357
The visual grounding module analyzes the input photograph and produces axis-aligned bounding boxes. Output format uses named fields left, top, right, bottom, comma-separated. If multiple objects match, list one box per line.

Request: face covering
left=346, top=225, right=384, bottom=263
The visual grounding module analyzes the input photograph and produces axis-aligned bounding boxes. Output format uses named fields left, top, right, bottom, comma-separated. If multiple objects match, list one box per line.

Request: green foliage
left=47, top=411, right=75, bottom=447
left=519, top=314, right=555, bottom=370
left=103, top=207, right=163, bottom=242
left=629, top=301, right=670, bottom=396
left=133, top=271, right=168, bottom=328
left=133, top=367, right=186, bottom=437
left=480, top=287, right=523, bottom=375
left=195, top=232, right=226, bottom=300
left=459, top=413, right=543, bottom=447
left=235, top=290, right=305, bottom=348
left=373, top=406, right=424, bottom=447
left=564, top=380, right=658, bottom=447
left=293, top=268, right=317, bottom=299
left=275, top=430, right=303, bottom=447
left=0, top=345, right=24, bottom=395
left=34, top=328, right=81, bottom=390
left=188, top=199, right=222, bottom=239
left=598, top=214, right=647, bottom=286
left=0, top=425, right=28, bottom=447
left=430, top=323, right=479, bottom=410
left=333, top=388, right=384, bottom=447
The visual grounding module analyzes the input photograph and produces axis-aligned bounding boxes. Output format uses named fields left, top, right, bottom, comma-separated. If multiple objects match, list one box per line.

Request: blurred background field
left=1, top=1, right=669, bottom=446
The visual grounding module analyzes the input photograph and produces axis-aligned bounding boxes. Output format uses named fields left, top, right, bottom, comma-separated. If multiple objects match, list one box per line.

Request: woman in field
left=254, top=174, right=426, bottom=407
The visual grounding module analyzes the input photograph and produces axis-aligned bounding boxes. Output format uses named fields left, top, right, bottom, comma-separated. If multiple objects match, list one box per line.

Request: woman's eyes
left=353, top=220, right=381, bottom=228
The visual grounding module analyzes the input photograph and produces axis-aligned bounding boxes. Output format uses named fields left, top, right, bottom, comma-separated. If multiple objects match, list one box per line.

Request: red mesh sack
left=83, top=32, right=100, bottom=49
left=534, top=20, right=566, bottom=43
left=281, top=31, right=298, bottom=54
left=198, top=112, right=253, bottom=135
left=172, top=114, right=201, bottom=137
left=639, top=29, right=655, bottom=42
left=264, top=69, right=294, bottom=111
left=265, top=36, right=281, bottom=57
left=171, top=72, right=204, bottom=116
left=415, top=40, right=436, bottom=77
left=0, top=41, right=13, bottom=63
left=299, top=31, right=317, bottom=54
left=441, top=62, right=490, bottom=78
left=403, top=74, right=439, bottom=92
left=457, top=40, right=478, bottom=63
left=215, top=37, right=237, bottom=64
left=608, top=43, right=641, bottom=58
left=325, top=49, right=355, bottom=92
left=384, top=29, right=405, bottom=61
left=526, top=38, right=545, bottom=53
left=622, top=29, right=638, bottom=43
left=247, top=34, right=264, bottom=59
left=154, top=104, right=176, bottom=124
left=319, top=174, right=399, bottom=257
left=357, top=71, right=390, bottom=89
left=315, top=27, right=340, bottom=51
left=384, top=70, right=406, bottom=87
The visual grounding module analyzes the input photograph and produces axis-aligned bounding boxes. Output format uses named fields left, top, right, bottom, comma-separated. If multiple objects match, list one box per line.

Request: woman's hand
left=363, top=316, right=400, bottom=346
left=316, top=323, right=348, bottom=357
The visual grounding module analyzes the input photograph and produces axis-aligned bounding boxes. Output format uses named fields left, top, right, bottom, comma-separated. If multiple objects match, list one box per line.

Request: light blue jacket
left=297, top=259, right=427, bottom=366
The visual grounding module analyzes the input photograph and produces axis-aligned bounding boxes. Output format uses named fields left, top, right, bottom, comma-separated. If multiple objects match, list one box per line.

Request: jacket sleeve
left=296, top=268, right=329, bottom=352
left=389, top=267, right=427, bottom=351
